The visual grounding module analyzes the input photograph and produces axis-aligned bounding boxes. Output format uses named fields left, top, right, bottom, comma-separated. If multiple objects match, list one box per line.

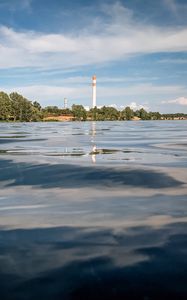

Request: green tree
left=33, top=101, right=42, bottom=111
left=10, top=92, right=34, bottom=122
left=150, top=111, right=161, bottom=120
left=139, top=108, right=149, bottom=120
left=89, top=107, right=99, bottom=121
left=101, top=106, right=119, bottom=120
left=72, top=104, right=87, bottom=121
left=121, top=106, right=134, bottom=120
left=89, top=106, right=119, bottom=121
left=31, top=107, right=44, bottom=121
left=0, top=92, right=12, bottom=121
left=61, top=108, right=73, bottom=116
left=43, top=106, right=61, bottom=116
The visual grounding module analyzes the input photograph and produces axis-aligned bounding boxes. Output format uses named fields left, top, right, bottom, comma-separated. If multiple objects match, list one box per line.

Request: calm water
left=0, top=121, right=187, bottom=300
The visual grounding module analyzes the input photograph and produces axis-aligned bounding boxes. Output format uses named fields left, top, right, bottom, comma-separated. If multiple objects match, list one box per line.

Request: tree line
left=0, top=91, right=43, bottom=122
left=0, top=91, right=187, bottom=122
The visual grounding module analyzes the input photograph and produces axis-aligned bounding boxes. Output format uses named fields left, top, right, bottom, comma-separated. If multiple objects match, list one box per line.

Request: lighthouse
left=92, top=75, right=96, bottom=108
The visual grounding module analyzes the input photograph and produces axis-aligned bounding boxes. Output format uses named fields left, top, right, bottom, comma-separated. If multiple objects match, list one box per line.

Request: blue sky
left=0, top=0, right=187, bottom=112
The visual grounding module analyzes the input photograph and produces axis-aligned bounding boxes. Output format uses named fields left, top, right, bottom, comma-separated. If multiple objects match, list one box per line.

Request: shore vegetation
left=0, top=91, right=187, bottom=122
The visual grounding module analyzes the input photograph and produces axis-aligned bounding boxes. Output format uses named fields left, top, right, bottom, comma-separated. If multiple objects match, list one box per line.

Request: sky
left=0, top=0, right=187, bottom=112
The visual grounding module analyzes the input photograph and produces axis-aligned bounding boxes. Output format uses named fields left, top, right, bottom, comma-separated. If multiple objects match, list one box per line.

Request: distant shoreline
left=42, top=116, right=187, bottom=122
left=1, top=118, right=187, bottom=123
left=1, top=91, right=187, bottom=122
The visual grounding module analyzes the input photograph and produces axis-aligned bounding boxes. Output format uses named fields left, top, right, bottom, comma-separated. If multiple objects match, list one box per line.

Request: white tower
left=92, top=75, right=96, bottom=108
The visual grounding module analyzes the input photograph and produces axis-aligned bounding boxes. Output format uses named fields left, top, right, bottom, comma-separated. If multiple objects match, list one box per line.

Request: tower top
left=92, top=75, right=96, bottom=80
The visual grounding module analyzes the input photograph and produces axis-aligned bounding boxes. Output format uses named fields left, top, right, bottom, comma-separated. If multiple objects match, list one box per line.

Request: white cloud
left=3, top=85, right=90, bottom=106
left=119, top=102, right=149, bottom=111
left=107, top=104, right=118, bottom=109
left=159, top=59, right=187, bottom=64
left=163, top=0, right=187, bottom=18
left=0, top=0, right=32, bottom=11
left=162, top=97, right=187, bottom=105
left=3, top=83, right=186, bottom=108
left=1, top=2, right=187, bottom=69
left=129, top=102, right=149, bottom=111
left=164, top=0, right=178, bottom=15
left=53, top=76, right=159, bottom=85
left=98, top=83, right=186, bottom=97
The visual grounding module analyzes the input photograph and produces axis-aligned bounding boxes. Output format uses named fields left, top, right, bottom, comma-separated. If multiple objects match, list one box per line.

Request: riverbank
left=43, top=115, right=187, bottom=122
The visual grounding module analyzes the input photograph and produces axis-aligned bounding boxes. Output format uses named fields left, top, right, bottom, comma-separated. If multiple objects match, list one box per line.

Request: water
left=0, top=121, right=187, bottom=300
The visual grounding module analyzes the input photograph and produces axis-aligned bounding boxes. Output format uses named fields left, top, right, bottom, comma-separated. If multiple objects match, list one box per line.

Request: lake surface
left=0, top=121, right=187, bottom=300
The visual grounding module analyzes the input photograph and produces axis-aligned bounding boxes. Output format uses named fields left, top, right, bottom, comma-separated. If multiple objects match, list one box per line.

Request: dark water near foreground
left=0, top=121, right=187, bottom=300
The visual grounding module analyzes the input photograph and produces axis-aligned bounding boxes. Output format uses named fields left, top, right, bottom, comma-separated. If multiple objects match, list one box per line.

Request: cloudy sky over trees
left=0, top=0, right=187, bottom=112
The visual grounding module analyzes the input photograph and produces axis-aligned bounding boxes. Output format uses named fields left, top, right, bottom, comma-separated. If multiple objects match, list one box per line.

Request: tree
left=72, top=104, right=87, bottom=121
left=42, top=106, right=61, bottom=116
left=89, top=107, right=100, bottom=121
left=10, top=92, right=34, bottom=122
left=102, top=106, right=119, bottom=120
left=121, top=106, right=134, bottom=120
left=0, top=92, right=12, bottom=120
left=139, top=108, right=150, bottom=120
left=60, top=108, right=73, bottom=116
left=150, top=111, right=161, bottom=120
left=33, top=101, right=41, bottom=111
left=89, top=106, right=120, bottom=121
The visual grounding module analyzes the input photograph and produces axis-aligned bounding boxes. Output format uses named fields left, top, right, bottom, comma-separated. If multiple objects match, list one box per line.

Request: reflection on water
left=91, top=122, right=96, bottom=163
left=0, top=121, right=187, bottom=299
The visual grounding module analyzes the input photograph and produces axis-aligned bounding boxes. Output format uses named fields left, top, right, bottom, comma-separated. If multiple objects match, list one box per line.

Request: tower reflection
left=91, top=122, right=96, bottom=163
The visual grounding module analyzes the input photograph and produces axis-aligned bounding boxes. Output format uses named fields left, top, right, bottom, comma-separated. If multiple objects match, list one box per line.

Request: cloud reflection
left=0, top=158, right=183, bottom=189
left=0, top=222, right=186, bottom=300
